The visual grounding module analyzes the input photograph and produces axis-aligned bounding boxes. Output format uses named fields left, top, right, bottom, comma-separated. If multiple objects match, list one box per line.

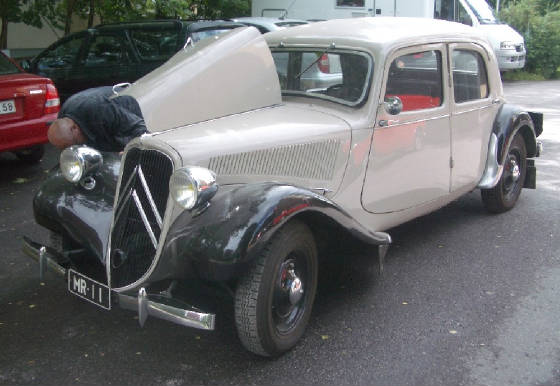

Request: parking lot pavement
left=1, top=80, right=559, bottom=386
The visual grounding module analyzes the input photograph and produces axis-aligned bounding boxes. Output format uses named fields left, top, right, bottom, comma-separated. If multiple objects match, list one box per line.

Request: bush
left=500, top=0, right=560, bottom=79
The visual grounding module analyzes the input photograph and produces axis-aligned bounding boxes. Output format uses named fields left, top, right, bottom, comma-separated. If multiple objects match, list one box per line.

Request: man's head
left=47, top=117, right=87, bottom=150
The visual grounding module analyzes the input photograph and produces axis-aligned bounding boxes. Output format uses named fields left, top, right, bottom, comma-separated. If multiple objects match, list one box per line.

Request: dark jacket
left=58, top=86, right=147, bottom=152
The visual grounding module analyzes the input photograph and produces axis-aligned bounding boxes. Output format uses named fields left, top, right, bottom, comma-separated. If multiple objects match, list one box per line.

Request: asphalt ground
left=0, top=80, right=559, bottom=386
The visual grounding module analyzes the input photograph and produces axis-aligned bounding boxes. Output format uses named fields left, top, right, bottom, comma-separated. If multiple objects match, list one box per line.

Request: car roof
left=265, top=17, right=488, bottom=53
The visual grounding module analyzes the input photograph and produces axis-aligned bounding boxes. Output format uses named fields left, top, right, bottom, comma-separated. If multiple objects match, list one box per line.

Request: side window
left=130, top=27, right=180, bottom=60
left=385, top=50, right=443, bottom=112
left=85, top=34, right=128, bottom=66
left=36, top=36, right=85, bottom=70
left=452, top=49, right=489, bottom=103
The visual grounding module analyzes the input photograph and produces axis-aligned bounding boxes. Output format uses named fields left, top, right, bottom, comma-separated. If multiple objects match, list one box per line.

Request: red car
left=0, top=51, right=60, bottom=162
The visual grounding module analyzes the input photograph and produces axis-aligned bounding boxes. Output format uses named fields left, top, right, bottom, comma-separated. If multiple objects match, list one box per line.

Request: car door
left=449, top=43, right=497, bottom=191
left=362, top=44, right=452, bottom=213
left=32, top=33, right=88, bottom=101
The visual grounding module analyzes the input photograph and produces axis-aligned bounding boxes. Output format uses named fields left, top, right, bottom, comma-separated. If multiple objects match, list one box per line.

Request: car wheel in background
left=15, top=145, right=45, bottom=163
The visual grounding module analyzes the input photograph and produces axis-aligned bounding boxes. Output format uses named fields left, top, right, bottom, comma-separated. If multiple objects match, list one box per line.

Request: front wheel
left=234, top=220, right=318, bottom=357
left=481, top=133, right=527, bottom=213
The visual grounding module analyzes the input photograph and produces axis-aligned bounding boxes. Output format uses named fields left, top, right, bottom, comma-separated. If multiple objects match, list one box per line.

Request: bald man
left=48, top=86, right=147, bottom=152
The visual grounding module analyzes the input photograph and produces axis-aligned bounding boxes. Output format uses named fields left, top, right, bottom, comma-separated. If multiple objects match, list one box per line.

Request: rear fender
left=478, top=104, right=541, bottom=189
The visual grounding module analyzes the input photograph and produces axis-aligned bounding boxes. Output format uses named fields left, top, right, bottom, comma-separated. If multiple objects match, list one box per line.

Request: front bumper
left=497, top=52, right=526, bottom=71
left=22, top=236, right=215, bottom=331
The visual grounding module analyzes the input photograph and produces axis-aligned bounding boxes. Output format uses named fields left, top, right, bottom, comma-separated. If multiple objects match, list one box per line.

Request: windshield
left=0, top=54, right=21, bottom=75
left=271, top=49, right=372, bottom=106
left=464, top=0, right=499, bottom=24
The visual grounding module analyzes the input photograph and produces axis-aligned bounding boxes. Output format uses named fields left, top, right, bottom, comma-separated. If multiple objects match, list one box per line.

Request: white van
left=252, top=0, right=526, bottom=71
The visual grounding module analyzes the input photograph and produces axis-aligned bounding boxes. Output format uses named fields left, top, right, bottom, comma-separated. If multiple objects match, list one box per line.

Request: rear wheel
left=481, top=134, right=527, bottom=213
left=234, top=220, right=318, bottom=357
left=15, top=145, right=44, bottom=163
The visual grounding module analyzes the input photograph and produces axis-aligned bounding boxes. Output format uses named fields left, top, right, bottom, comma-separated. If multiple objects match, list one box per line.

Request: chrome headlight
left=60, top=146, right=103, bottom=183
left=170, top=166, right=218, bottom=210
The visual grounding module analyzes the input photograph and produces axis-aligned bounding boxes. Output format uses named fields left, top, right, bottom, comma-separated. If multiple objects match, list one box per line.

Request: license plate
left=0, top=99, right=16, bottom=115
left=68, top=269, right=111, bottom=310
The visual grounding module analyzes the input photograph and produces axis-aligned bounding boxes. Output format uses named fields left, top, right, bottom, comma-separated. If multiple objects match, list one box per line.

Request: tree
left=0, top=0, right=61, bottom=49
left=500, top=0, right=560, bottom=78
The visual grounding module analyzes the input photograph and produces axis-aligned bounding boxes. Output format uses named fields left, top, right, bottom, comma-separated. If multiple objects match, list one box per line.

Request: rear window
left=271, top=49, right=372, bottom=106
left=0, top=54, right=20, bottom=75
left=130, top=27, right=180, bottom=60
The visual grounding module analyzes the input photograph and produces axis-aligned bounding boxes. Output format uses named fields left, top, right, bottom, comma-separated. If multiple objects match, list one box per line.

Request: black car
left=22, top=20, right=243, bottom=101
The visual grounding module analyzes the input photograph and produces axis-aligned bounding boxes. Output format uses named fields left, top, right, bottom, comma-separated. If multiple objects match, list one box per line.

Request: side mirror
left=20, top=59, right=31, bottom=72
left=383, top=96, right=403, bottom=115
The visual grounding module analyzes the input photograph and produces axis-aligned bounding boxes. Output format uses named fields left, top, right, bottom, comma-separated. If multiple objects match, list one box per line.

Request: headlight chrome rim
left=170, top=166, right=218, bottom=210
left=60, top=145, right=103, bottom=184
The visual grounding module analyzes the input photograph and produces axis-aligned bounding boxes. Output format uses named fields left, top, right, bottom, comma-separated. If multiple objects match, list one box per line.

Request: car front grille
left=109, top=147, right=173, bottom=288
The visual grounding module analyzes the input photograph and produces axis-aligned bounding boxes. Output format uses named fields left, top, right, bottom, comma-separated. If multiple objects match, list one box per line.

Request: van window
left=385, top=50, right=443, bottom=112
left=452, top=50, right=489, bottom=103
left=336, top=0, right=365, bottom=7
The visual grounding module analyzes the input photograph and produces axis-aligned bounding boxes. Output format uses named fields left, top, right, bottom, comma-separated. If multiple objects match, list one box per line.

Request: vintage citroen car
left=23, top=18, right=543, bottom=357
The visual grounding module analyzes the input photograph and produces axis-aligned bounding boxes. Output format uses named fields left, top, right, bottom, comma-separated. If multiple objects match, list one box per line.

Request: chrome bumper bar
left=22, top=237, right=215, bottom=331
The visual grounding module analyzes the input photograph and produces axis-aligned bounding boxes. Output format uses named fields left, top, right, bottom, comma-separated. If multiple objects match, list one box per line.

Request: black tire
left=481, top=134, right=527, bottom=213
left=234, top=220, right=318, bottom=357
left=15, top=145, right=44, bottom=163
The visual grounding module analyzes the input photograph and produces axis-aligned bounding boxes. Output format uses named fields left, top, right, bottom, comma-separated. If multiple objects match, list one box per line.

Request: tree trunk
left=88, top=0, right=95, bottom=28
left=0, top=16, right=7, bottom=50
left=64, top=0, right=75, bottom=35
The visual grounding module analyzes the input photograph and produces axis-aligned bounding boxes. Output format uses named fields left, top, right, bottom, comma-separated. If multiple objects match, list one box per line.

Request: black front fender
left=32, top=153, right=121, bottom=264
left=158, top=183, right=390, bottom=282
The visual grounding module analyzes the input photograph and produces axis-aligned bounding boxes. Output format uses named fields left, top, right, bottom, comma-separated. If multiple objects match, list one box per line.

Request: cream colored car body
left=122, top=18, right=502, bottom=233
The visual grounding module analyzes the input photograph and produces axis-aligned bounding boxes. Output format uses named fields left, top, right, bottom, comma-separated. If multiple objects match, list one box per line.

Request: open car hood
left=121, top=27, right=281, bottom=133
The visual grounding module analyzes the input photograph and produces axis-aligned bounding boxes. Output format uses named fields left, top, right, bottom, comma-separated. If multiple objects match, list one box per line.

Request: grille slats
left=109, top=148, right=173, bottom=288
left=208, top=140, right=340, bottom=180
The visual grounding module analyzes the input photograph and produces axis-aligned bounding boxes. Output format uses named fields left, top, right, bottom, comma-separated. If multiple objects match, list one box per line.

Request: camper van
left=252, top=0, right=526, bottom=71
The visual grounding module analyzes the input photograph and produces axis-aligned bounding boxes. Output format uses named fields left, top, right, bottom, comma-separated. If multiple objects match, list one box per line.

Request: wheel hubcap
left=511, top=159, right=520, bottom=182
left=273, top=257, right=307, bottom=334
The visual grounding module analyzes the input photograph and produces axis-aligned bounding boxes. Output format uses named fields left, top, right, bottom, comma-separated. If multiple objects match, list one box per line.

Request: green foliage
left=194, top=0, right=250, bottom=19
left=501, top=70, right=546, bottom=81
left=500, top=0, right=560, bottom=79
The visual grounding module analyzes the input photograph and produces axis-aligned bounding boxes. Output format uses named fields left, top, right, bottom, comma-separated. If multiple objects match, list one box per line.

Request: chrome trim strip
left=132, top=190, right=158, bottom=249
left=477, top=133, right=503, bottom=189
left=137, top=166, right=163, bottom=228
left=114, top=165, right=137, bottom=223
left=375, top=113, right=451, bottom=130
left=118, top=289, right=215, bottom=330
left=22, top=237, right=67, bottom=278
